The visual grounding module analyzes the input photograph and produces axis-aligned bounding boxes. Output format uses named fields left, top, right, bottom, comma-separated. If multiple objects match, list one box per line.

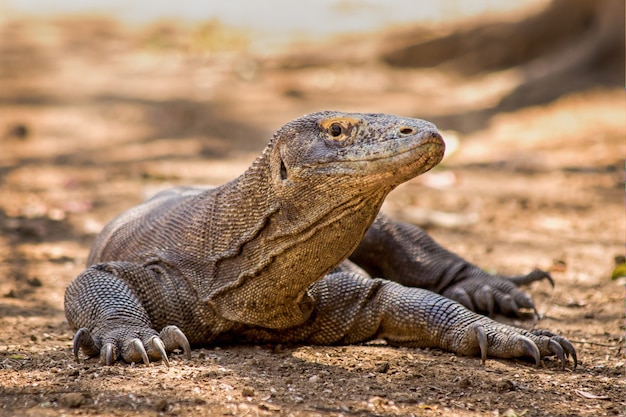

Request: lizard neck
left=206, top=147, right=280, bottom=248
left=196, top=141, right=392, bottom=329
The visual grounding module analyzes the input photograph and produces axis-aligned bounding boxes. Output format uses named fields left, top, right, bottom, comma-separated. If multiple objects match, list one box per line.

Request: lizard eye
left=320, top=116, right=359, bottom=144
left=329, top=122, right=343, bottom=138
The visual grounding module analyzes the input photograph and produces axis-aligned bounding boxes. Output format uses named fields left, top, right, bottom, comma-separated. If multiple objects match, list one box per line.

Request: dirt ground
left=0, top=12, right=624, bottom=417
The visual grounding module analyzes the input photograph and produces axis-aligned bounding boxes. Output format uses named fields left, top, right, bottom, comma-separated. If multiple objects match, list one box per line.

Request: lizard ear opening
left=280, top=157, right=288, bottom=180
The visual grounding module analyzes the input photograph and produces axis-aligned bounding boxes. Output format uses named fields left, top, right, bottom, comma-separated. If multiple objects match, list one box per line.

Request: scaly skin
left=65, top=111, right=576, bottom=368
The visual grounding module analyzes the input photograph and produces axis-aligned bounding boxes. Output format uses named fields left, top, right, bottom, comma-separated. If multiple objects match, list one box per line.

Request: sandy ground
left=0, top=15, right=624, bottom=417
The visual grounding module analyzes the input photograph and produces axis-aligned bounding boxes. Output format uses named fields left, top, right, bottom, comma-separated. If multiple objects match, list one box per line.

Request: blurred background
left=0, top=1, right=624, bottom=415
left=0, top=0, right=621, bottom=157
left=0, top=0, right=622, bottom=221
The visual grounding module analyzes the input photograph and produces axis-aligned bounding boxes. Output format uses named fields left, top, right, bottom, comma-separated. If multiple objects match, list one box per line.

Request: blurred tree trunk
left=382, top=0, right=622, bottom=79
left=382, top=0, right=623, bottom=114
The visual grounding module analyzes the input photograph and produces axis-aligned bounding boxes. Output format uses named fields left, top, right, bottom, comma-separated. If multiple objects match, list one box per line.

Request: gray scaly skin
left=65, top=111, right=576, bottom=368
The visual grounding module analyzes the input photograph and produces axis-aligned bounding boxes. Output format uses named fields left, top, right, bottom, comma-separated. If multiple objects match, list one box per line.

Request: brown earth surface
left=0, top=14, right=624, bottom=417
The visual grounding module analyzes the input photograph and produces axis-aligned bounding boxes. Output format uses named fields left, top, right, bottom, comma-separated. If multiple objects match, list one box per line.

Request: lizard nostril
left=399, top=127, right=415, bottom=135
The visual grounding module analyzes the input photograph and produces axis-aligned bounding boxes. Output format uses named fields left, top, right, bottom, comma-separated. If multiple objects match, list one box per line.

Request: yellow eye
left=320, top=116, right=360, bottom=142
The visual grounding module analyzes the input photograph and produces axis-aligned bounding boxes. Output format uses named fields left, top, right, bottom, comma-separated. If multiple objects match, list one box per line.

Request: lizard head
left=269, top=111, right=445, bottom=194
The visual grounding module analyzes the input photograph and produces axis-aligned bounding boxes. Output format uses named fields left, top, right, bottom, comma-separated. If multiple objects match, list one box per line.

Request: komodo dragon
left=65, top=111, right=576, bottom=368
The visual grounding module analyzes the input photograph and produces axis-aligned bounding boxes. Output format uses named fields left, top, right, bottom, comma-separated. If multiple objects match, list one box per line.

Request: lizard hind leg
left=288, top=272, right=576, bottom=368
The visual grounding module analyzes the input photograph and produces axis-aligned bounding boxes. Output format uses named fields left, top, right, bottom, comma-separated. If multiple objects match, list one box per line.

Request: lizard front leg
left=65, top=262, right=192, bottom=365
left=350, top=212, right=553, bottom=317
left=248, top=272, right=575, bottom=368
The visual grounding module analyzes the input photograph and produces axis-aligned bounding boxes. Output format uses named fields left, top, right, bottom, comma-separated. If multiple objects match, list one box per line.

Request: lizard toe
left=468, top=323, right=488, bottom=364
left=554, top=336, right=577, bottom=367
left=507, top=269, right=554, bottom=288
left=512, top=291, right=538, bottom=317
left=473, top=285, right=495, bottom=317
left=159, top=325, right=192, bottom=360
left=494, top=293, right=520, bottom=317
left=101, top=342, right=117, bottom=366
left=548, top=339, right=566, bottom=369
left=147, top=336, right=170, bottom=367
left=516, top=335, right=541, bottom=366
left=558, top=337, right=577, bottom=368
left=73, top=327, right=100, bottom=361
left=122, top=338, right=150, bottom=365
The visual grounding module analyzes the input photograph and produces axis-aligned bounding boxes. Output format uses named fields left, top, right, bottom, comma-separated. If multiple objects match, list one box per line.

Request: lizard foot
left=459, top=320, right=577, bottom=368
left=530, top=329, right=577, bottom=369
left=443, top=269, right=554, bottom=317
left=72, top=325, right=191, bottom=366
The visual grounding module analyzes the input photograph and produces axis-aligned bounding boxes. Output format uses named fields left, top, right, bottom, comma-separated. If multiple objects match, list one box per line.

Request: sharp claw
left=564, top=341, right=577, bottom=369
left=131, top=338, right=150, bottom=365
left=161, top=326, right=192, bottom=360
left=548, top=339, right=566, bottom=369
left=175, top=328, right=192, bottom=360
left=541, top=270, right=555, bottom=288
left=472, top=324, right=488, bottom=365
left=150, top=336, right=170, bottom=367
left=103, top=343, right=115, bottom=366
left=509, top=269, right=554, bottom=288
left=73, top=328, right=97, bottom=362
left=73, top=329, right=85, bottom=361
left=555, top=337, right=577, bottom=369
left=519, top=336, right=541, bottom=366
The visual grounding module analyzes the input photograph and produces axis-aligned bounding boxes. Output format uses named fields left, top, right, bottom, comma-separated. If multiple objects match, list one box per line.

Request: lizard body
left=65, top=111, right=575, bottom=367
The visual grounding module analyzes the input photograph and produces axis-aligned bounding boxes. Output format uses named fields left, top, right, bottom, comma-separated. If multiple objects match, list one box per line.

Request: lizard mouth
left=360, top=134, right=445, bottom=163
left=304, top=131, right=446, bottom=181
left=380, top=136, right=446, bottom=182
